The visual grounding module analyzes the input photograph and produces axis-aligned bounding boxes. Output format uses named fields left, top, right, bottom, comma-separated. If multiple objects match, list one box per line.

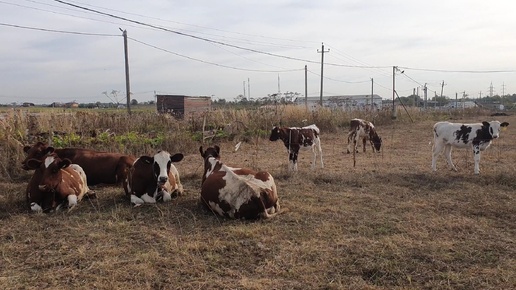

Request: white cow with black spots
left=432, top=120, right=509, bottom=174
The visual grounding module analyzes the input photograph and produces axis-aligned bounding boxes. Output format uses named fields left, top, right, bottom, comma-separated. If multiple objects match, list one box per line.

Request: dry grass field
left=0, top=111, right=515, bottom=289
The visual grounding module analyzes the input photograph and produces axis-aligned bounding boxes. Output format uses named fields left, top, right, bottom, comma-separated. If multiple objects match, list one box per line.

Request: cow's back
left=56, top=148, right=135, bottom=185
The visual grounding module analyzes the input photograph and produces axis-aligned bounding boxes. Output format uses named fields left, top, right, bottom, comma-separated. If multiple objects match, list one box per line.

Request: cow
left=25, top=154, right=92, bottom=213
left=346, top=118, right=382, bottom=154
left=432, top=120, right=509, bottom=174
left=269, top=124, right=324, bottom=171
left=125, top=150, right=184, bottom=206
left=199, top=145, right=280, bottom=219
left=21, top=142, right=136, bottom=186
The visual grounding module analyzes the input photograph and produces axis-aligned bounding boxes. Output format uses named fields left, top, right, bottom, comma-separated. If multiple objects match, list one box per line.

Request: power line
left=398, top=66, right=516, bottom=73
left=0, top=22, right=118, bottom=36
left=129, top=37, right=304, bottom=73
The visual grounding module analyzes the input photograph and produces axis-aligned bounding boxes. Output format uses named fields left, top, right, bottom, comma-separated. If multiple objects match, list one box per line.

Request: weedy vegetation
left=0, top=105, right=514, bottom=289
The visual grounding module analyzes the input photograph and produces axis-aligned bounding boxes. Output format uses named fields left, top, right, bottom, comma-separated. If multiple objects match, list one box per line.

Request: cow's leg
left=290, top=150, right=299, bottom=171
left=346, top=132, right=354, bottom=154
left=362, top=137, right=367, bottom=153
left=444, top=144, right=457, bottom=171
left=316, top=138, right=324, bottom=168
left=431, top=141, right=445, bottom=171
left=473, top=145, right=481, bottom=174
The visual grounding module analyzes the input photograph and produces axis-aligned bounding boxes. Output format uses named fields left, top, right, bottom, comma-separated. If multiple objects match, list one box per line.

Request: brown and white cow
left=25, top=154, right=91, bottom=212
left=199, top=145, right=280, bottom=219
left=22, top=142, right=135, bottom=186
left=346, top=118, right=382, bottom=154
left=125, top=150, right=184, bottom=206
left=269, top=124, right=324, bottom=171
left=432, top=120, right=509, bottom=174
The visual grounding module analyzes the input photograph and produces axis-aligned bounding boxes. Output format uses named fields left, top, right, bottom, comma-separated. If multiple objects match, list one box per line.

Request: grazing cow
left=21, top=142, right=135, bottom=186
left=432, top=120, right=509, bottom=174
left=125, top=151, right=184, bottom=205
left=199, top=145, right=280, bottom=219
left=269, top=124, right=324, bottom=171
left=346, top=118, right=382, bottom=154
left=25, top=154, right=91, bottom=212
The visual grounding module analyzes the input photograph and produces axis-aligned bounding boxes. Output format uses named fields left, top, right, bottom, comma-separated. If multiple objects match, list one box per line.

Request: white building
left=295, top=94, right=383, bottom=111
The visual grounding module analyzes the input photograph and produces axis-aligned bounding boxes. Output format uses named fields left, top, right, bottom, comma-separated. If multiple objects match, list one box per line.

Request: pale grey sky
left=1, top=0, right=515, bottom=104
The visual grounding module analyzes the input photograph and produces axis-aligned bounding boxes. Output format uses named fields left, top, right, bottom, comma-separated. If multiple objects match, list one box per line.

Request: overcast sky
left=1, top=0, right=515, bottom=104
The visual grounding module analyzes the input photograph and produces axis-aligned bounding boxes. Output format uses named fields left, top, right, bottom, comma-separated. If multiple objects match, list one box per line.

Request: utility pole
left=120, top=28, right=131, bottom=115
left=248, top=78, right=251, bottom=101
left=304, top=65, right=308, bottom=111
left=423, top=83, right=428, bottom=109
left=440, top=80, right=446, bottom=107
left=371, top=78, right=374, bottom=111
left=317, top=43, right=329, bottom=106
left=243, top=81, right=246, bottom=99
left=489, top=82, right=494, bottom=98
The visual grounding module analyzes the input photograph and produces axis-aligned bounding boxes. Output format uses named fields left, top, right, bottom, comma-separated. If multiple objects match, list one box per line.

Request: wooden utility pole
left=304, top=65, right=308, bottom=111
left=120, top=28, right=131, bottom=115
left=317, top=43, right=329, bottom=106
left=370, top=78, right=374, bottom=110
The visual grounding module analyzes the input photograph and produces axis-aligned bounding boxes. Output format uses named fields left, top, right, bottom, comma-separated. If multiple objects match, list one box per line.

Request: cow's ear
left=23, top=145, right=31, bottom=153
left=26, top=159, right=42, bottom=169
left=59, top=158, right=72, bottom=169
left=482, top=121, right=490, bottom=127
left=501, top=122, right=509, bottom=127
left=214, top=145, right=220, bottom=155
left=199, top=146, right=204, bottom=156
left=44, top=147, right=55, bottom=154
left=170, top=153, right=184, bottom=162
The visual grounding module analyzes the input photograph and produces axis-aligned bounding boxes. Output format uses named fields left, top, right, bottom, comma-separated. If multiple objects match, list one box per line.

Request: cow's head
left=372, top=135, right=382, bottom=152
left=22, top=142, right=55, bottom=170
left=483, top=121, right=510, bottom=139
left=140, top=151, right=183, bottom=186
left=269, top=126, right=282, bottom=141
left=26, top=154, right=70, bottom=212
left=199, top=146, right=222, bottom=183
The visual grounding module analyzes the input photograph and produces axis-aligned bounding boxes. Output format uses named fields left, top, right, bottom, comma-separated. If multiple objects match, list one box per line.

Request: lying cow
left=125, top=150, right=184, bottom=205
left=25, top=154, right=92, bottom=212
left=269, top=124, right=324, bottom=171
left=22, top=142, right=135, bottom=186
left=432, top=120, right=509, bottom=174
left=346, top=118, right=382, bottom=154
left=199, top=145, right=280, bottom=219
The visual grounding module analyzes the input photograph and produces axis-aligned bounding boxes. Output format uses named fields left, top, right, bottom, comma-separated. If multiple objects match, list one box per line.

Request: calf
left=125, top=151, right=184, bottom=205
left=346, top=118, right=382, bottom=154
left=22, top=142, right=135, bottom=186
left=199, top=145, right=280, bottom=219
left=269, top=124, right=324, bottom=171
left=432, top=120, right=509, bottom=174
left=25, top=154, right=91, bottom=212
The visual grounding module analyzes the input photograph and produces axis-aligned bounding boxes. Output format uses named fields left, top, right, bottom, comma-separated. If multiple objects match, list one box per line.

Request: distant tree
left=131, top=99, right=138, bottom=106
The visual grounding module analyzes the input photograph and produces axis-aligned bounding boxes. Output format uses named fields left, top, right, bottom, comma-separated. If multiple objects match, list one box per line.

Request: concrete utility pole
left=248, top=78, right=251, bottom=100
left=439, top=81, right=446, bottom=107
left=423, top=83, right=428, bottom=109
left=317, top=43, right=329, bottom=106
left=243, top=81, right=246, bottom=99
left=370, top=78, right=374, bottom=110
left=120, top=28, right=131, bottom=115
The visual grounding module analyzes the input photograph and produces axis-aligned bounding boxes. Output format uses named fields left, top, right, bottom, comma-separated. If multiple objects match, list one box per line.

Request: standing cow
left=346, top=118, right=382, bottom=154
left=21, top=142, right=135, bottom=186
left=199, top=145, right=280, bottom=219
left=25, top=154, right=91, bottom=212
left=125, top=150, right=184, bottom=205
left=269, top=124, right=324, bottom=171
left=432, top=120, right=509, bottom=174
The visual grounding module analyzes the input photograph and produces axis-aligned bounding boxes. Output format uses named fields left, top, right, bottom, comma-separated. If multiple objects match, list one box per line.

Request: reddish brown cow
left=346, top=118, right=382, bottom=154
left=22, top=142, right=135, bottom=186
left=125, top=150, right=184, bottom=206
left=199, top=145, right=280, bottom=219
left=25, top=154, right=91, bottom=212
